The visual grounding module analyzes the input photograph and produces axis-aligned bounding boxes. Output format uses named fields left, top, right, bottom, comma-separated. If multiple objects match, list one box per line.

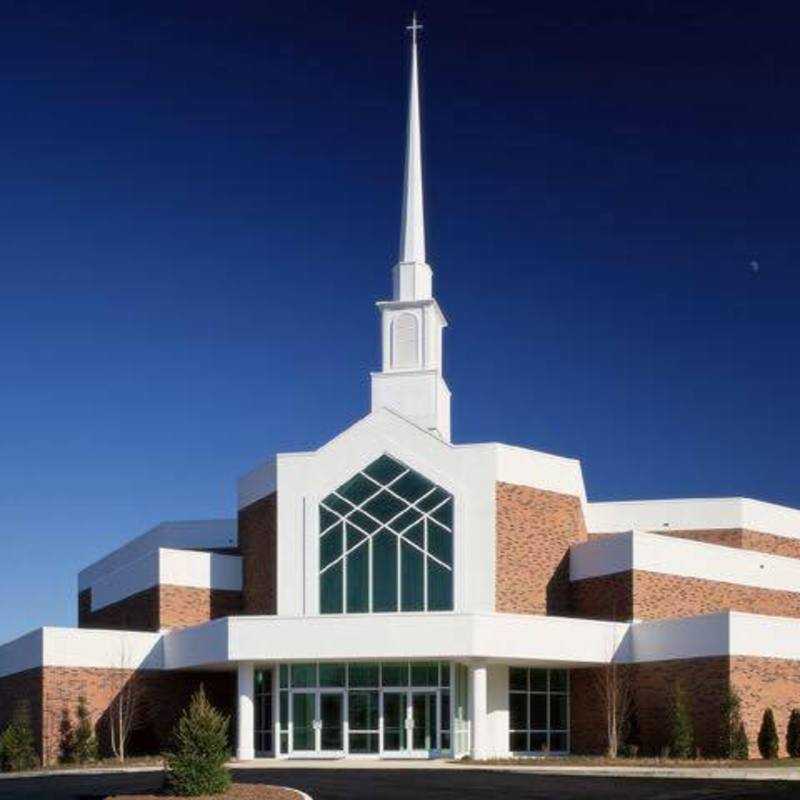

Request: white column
left=271, top=663, right=280, bottom=757
left=237, top=661, right=256, bottom=761
left=468, top=661, right=489, bottom=759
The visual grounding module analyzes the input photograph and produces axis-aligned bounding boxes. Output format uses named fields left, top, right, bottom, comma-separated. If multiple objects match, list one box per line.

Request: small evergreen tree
left=621, top=705, right=641, bottom=757
left=59, top=707, right=75, bottom=764
left=786, top=709, right=800, bottom=759
left=732, top=720, right=749, bottom=760
left=668, top=682, right=694, bottom=759
left=757, top=708, right=779, bottom=759
left=166, top=686, right=231, bottom=796
left=0, top=701, right=38, bottom=772
left=719, top=688, right=748, bottom=760
left=73, top=696, right=98, bottom=764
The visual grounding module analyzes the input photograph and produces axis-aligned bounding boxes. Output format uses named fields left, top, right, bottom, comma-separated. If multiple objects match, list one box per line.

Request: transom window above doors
left=319, top=454, right=454, bottom=614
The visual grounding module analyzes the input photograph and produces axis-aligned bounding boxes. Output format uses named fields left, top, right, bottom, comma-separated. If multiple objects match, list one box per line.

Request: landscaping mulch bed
left=105, top=784, right=303, bottom=800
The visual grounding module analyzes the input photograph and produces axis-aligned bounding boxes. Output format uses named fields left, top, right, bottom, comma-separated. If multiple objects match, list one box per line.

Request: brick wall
left=731, top=656, right=800, bottom=758
left=238, top=492, right=278, bottom=615
left=570, top=570, right=800, bottom=621
left=79, top=587, right=159, bottom=632
left=571, top=657, right=730, bottom=757
left=159, top=586, right=242, bottom=629
left=570, top=572, right=632, bottom=621
left=0, top=668, right=43, bottom=763
left=658, top=528, right=800, bottom=560
left=0, top=666, right=237, bottom=764
left=495, top=483, right=587, bottom=615
left=79, top=586, right=242, bottom=632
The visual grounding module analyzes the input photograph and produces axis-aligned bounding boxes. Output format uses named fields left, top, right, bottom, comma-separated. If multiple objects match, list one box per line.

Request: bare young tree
left=106, top=640, right=148, bottom=762
left=593, top=608, right=633, bottom=758
left=593, top=658, right=632, bottom=758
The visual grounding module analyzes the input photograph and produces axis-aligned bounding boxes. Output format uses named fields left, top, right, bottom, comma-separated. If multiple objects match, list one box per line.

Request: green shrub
left=668, top=682, right=694, bottom=759
left=732, top=720, right=749, bottom=761
left=757, top=708, right=779, bottom=759
left=786, top=709, right=800, bottom=759
left=59, top=707, right=75, bottom=764
left=0, top=701, right=38, bottom=772
left=166, top=687, right=231, bottom=796
left=73, top=696, right=98, bottom=764
left=719, top=688, right=748, bottom=760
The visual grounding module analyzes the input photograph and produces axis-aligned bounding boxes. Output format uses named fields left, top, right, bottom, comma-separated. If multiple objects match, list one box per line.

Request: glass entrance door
left=411, top=691, right=437, bottom=752
left=382, top=692, right=407, bottom=753
left=291, top=692, right=316, bottom=754
left=319, top=692, right=344, bottom=752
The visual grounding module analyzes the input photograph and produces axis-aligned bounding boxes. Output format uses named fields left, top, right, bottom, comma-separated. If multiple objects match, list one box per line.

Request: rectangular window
left=348, top=663, right=380, bottom=688
left=319, top=663, right=346, bottom=687
left=411, top=662, right=439, bottom=687
left=508, top=668, right=569, bottom=754
left=254, top=668, right=273, bottom=755
left=381, top=662, right=409, bottom=687
left=291, top=663, right=317, bottom=688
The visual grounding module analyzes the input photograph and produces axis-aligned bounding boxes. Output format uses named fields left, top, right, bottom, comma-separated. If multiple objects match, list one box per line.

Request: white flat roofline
left=5, top=611, right=800, bottom=679
left=586, top=497, right=800, bottom=540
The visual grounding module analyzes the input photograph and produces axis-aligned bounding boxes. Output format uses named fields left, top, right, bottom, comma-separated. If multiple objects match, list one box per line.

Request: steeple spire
left=372, top=14, right=451, bottom=441
left=399, top=13, right=426, bottom=266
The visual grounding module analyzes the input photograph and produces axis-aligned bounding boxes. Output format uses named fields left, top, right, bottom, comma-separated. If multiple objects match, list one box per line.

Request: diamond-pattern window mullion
left=319, top=454, right=453, bottom=615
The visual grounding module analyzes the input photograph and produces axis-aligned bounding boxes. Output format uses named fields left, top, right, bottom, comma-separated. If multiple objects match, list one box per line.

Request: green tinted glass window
left=401, top=541, right=424, bottom=611
left=346, top=542, right=369, bottom=614
left=381, top=662, right=408, bottom=687
left=348, top=663, right=380, bottom=687
left=509, top=668, right=527, bottom=691
left=372, top=530, right=397, bottom=612
left=391, top=471, right=434, bottom=502
left=319, top=454, right=453, bottom=614
left=320, top=561, right=343, bottom=614
left=509, top=669, right=570, bottom=754
left=290, top=663, right=317, bottom=688
left=363, top=454, right=406, bottom=484
left=427, top=559, right=453, bottom=611
left=322, top=493, right=352, bottom=516
left=411, top=662, right=439, bottom=687
left=338, top=473, right=378, bottom=505
left=320, top=523, right=343, bottom=569
left=319, top=663, right=346, bottom=687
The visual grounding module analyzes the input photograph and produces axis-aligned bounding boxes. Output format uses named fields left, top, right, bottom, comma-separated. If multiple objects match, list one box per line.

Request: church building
left=2, top=19, right=800, bottom=764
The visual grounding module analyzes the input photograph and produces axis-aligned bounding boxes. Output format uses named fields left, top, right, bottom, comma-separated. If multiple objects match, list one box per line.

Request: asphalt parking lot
left=0, top=768, right=797, bottom=800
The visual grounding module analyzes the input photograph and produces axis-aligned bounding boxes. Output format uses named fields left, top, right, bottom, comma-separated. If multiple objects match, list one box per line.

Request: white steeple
left=398, top=13, right=426, bottom=267
left=371, top=14, right=451, bottom=441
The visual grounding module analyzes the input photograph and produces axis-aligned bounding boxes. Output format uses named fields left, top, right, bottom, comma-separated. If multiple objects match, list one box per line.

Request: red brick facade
left=495, top=483, right=587, bottom=615
left=570, top=569, right=800, bottom=622
left=238, top=492, right=278, bottom=615
left=79, top=586, right=242, bottom=632
left=731, top=656, right=800, bottom=759
left=571, top=656, right=800, bottom=758
left=658, top=528, right=800, bottom=560
left=0, top=666, right=236, bottom=764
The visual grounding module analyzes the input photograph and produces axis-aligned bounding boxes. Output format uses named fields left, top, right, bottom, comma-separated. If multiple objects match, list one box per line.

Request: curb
left=474, top=764, right=800, bottom=782
left=0, top=765, right=165, bottom=780
left=280, top=787, right=314, bottom=800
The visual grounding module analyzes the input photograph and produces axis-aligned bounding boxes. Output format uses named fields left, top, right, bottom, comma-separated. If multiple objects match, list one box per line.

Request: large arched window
left=319, top=454, right=453, bottom=614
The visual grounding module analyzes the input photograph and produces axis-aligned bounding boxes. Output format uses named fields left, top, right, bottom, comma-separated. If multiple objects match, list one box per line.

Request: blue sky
left=1, top=1, right=799, bottom=642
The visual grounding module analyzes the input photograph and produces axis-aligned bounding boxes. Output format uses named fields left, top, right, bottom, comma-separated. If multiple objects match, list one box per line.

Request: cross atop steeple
left=406, top=12, right=422, bottom=45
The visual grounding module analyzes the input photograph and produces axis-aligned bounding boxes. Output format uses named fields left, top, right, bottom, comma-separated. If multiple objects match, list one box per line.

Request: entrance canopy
left=164, top=612, right=630, bottom=670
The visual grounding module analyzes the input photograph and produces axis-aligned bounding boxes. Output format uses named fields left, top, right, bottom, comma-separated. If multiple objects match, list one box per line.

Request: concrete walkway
left=232, top=757, right=800, bottom=781
left=3, top=757, right=798, bottom=782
